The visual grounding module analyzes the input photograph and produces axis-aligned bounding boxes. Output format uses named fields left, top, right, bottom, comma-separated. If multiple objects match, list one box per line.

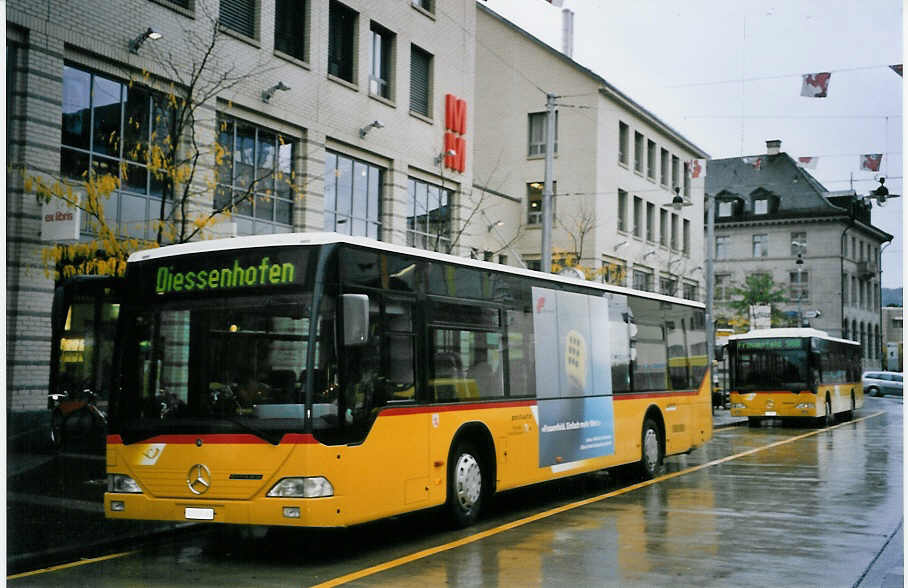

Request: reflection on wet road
left=11, top=399, right=901, bottom=587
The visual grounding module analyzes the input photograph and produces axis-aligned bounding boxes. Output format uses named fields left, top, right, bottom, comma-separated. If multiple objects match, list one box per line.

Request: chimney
left=766, top=139, right=782, bottom=155
left=561, top=9, right=574, bottom=58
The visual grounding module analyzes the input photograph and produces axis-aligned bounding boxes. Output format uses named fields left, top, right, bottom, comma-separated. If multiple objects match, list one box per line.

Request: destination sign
left=737, top=338, right=804, bottom=351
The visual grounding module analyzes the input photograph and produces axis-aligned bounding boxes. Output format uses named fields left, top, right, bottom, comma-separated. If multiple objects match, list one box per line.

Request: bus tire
left=820, top=396, right=834, bottom=427
left=638, top=418, right=663, bottom=480
left=447, top=442, right=484, bottom=527
left=50, top=410, right=65, bottom=450
left=843, top=393, right=856, bottom=421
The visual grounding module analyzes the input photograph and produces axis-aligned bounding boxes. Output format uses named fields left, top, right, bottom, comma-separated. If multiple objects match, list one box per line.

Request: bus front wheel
left=820, top=396, right=834, bottom=427
left=639, top=418, right=663, bottom=480
left=448, top=442, right=483, bottom=527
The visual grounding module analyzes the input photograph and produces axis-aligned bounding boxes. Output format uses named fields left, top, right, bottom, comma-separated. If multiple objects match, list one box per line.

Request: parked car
left=862, top=371, right=903, bottom=397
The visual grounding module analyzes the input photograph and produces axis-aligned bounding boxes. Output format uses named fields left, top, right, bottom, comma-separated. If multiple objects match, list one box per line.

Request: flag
left=797, top=156, right=818, bottom=170
left=860, top=154, right=882, bottom=172
left=689, top=159, right=704, bottom=179
left=742, top=156, right=763, bottom=170
left=890, top=64, right=903, bottom=77
left=801, top=72, right=831, bottom=97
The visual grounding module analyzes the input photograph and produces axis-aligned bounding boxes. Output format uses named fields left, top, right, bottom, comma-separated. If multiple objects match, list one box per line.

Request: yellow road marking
left=7, top=550, right=138, bottom=580
left=314, top=410, right=884, bottom=587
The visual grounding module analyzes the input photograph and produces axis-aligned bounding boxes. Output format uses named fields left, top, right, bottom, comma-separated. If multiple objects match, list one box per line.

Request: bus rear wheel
left=638, top=418, right=663, bottom=480
left=448, top=443, right=484, bottom=527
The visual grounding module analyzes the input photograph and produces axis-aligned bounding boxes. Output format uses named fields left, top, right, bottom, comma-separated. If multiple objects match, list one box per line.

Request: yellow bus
left=105, top=233, right=712, bottom=528
left=726, top=328, right=863, bottom=427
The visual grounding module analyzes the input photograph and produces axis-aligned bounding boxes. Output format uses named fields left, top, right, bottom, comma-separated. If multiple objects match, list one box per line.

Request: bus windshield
left=111, top=247, right=329, bottom=444
left=732, top=338, right=808, bottom=391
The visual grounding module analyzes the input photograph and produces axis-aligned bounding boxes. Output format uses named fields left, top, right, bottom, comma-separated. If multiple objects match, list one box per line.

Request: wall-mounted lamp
left=669, top=186, right=692, bottom=211
left=613, top=240, right=628, bottom=252
left=435, top=149, right=456, bottom=166
left=261, top=81, right=291, bottom=103
left=358, top=120, right=384, bottom=138
left=643, top=250, right=656, bottom=259
left=690, top=265, right=703, bottom=275
left=487, top=219, right=504, bottom=232
left=129, top=27, right=163, bottom=54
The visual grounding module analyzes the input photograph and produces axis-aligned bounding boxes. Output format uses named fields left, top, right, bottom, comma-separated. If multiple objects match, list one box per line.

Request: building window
left=408, top=177, right=452, bottom=251
left=409, top=44, right=432, bottom=116
left=753, top=198, right=768, bottom=215
left=659, top=209, right=667, bottom=247
left=791, top=231, right=807, bottom=255
left=60, top=65, right=175, bottom=241
left=634, top=131, right=644, bottom=173
left=672, top=155, right=679, bottom=191
left=683, top=282, right=697, bottom=301
left=633, top=269, right=653, bottom=292
left=275, top=0, right=306, bottom=60
left=715, top=274, right=731, bottom=301
left=851, top=237, right=856, bottom=260
left=843, top=272, right=849, bottom=305
left=646, top=202, right=655, bottom=242
left=633, top=196, right=642, bottom=238
left=660, top=276, right=677, bottom=296
left=682, top=219, right=690, bottom=255
left=790, top=271, right=808, bottom=302
left=618, top=122, right=628, bottom=164
left=528, top=111, right=558, bottom=156
left=852, top=276, right=857, bottom=307
left=715, top=235, right=729, bottom=259
left=718, top=201, right=733, bottom=217
left=411, top=0, right=434, bottom=13
left=220, top=0, right=256, bottom=38
left=617, top=189, right=627, bottom=232
left=752, top=234, right=768, bottom=257
left=683, top=161, right=690, bottom=197
left=369, top=22, right=394, bottom=99
left=328, top=0, right=357, bottom=83
left=660, top=148, right=669, bottom=186
left=859, top=241, right=865, bottom=261
left=527, top=181, right=556, bottom=225
left=214, top=116, right=296, bottom=235
left=323, top=150, right=382, bottom=239
left=647, top=139, right=656, bottom=179
left=670, top=213, right=679, bottom=250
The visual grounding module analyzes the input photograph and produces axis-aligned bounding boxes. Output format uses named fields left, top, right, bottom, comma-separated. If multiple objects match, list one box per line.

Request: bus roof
left=127, top=232, right=705, bottom=309
left=727, top=327, right=859, bottom=346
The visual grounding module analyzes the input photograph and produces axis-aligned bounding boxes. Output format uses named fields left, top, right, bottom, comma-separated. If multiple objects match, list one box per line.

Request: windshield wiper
left=222, top=417, right=283, bottom=445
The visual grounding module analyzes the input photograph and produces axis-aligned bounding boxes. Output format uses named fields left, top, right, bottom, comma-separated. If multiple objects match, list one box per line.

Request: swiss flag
left=801, top=72, right=831, bottom=97
left=860, top=154, right=883, bottom=172
left=797, top=157, right=818, bottom=170
left=689, top=159, right=704, bottom=179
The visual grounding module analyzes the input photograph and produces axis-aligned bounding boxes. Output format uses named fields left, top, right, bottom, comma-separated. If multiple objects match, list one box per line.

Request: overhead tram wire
left=665, top=63, right=899, bottom=89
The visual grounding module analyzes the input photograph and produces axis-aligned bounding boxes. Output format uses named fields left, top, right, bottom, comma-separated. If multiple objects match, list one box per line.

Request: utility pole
left=705, top=193, right=716, bottom=414
left=541, top=92, right=557, bottom=273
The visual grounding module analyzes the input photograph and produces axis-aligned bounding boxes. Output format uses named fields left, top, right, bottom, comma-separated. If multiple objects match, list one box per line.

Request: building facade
left=881, top=306, right=903, bottom=371
left=706, top=140, right=892, bottom=370
left=7, top=0, right=477, bottom=414
left=473, top=4, right=709, bottom=299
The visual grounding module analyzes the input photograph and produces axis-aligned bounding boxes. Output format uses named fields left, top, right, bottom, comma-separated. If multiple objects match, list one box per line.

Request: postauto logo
left=155, top=256, right=297, bottom=295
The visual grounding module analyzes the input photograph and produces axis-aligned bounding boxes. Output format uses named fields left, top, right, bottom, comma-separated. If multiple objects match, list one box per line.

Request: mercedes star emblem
left=187, top=464, right=211, bottom=495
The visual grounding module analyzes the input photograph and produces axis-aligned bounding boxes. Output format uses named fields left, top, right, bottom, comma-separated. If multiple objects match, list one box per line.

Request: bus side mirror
left=342, top=294, right=370, bottom=346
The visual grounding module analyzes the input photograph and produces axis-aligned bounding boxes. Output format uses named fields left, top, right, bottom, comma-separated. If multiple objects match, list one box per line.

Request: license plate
left=185, top=507, right=214, bottom=520
left=764, top=411, right=777, bottom=416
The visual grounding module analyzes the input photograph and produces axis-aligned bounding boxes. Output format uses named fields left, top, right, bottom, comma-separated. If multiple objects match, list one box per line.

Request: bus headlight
left=730, top=403, right=746, bottom=409
left=796, top=402, right=812, bottom=409
left=267, top=476, right=334, bottom=498
left=108, top=474, right=143, bottom=493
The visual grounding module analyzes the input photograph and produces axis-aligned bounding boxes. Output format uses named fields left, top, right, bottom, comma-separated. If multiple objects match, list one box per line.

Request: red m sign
left=445, top=94, right=467, bottom=135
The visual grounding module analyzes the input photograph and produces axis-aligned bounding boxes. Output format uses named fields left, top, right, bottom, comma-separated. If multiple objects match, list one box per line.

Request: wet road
left=10, top=397, right=902, bottom=587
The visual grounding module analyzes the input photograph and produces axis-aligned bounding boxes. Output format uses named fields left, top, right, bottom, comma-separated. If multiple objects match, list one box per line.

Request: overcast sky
left=483, top=0, right=903, bottom=289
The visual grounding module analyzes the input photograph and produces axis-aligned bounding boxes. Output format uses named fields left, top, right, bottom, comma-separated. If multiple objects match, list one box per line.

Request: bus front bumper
left=105, top=492, right=347, bottom=528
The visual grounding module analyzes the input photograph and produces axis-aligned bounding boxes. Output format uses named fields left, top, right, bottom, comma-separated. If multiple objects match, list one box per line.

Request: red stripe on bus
left=613, top=390, right=699, bottom=400
left=106, top=433, right=317, bottom=445
left=731, top=390, right=813, bottom=395
left=381, top=399, right=537, bottom=416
